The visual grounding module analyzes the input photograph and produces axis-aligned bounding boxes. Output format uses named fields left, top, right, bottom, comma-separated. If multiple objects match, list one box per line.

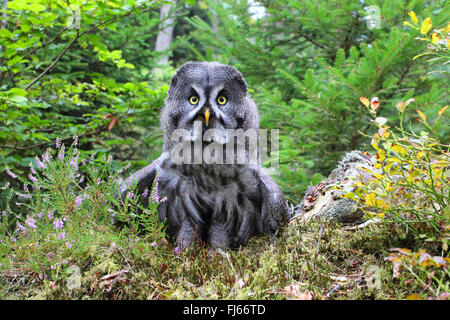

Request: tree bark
left=154, top=1, right=177, bottom=66
left=290, top=150, right=379, bottom=225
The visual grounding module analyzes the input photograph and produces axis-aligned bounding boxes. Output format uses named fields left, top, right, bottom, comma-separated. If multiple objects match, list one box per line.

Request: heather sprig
left=0, top=138, right=127, bottom=247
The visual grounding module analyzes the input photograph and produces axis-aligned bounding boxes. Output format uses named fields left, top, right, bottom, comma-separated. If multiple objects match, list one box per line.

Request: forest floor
left=1, top=215, right=424, bottom=300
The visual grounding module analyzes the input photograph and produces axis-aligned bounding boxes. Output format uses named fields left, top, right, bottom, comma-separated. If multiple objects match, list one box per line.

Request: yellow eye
left=189, top=95, right=199, bottom=105
left=217, top=96, right=227, bottom=105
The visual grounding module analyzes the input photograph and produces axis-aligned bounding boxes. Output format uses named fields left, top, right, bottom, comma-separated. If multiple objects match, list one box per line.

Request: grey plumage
left=121, top=61, right=289, bottom=248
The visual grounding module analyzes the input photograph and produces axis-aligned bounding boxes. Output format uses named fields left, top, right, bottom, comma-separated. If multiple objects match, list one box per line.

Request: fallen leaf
left=283, top=284, right=313, bottom=300
left=406, top=294, right=422, bottom=300
left=438, top=292, right=449, bottom=300
left=392, top=261, right=404, bottom=278
left=49, top=281, right=57, bottom=290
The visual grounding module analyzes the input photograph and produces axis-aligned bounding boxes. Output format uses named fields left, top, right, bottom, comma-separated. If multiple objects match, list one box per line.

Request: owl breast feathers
left=120, top=61, right=289, bottom=248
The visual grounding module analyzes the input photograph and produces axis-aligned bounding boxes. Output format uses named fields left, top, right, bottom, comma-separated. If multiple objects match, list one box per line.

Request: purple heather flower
left=25, top=217, right=36, bottom=229
left=37, top=211, right=44, bottom=219
left=58, top=144, right=65, bottom=161
left=75, top=195, right=84, bottom=208
left=73, top=135, right=78, bottom=146
left=56, top=137, right=61, bottom=148
left=107, top=154, right=112, bottom=164
left=28, top=174, right=38, bottom=183
left=47, top=210, right=54, bottom=221
left=6, top=168, right=16, bottom=179
left=173, top=246, right=182, bottom=254
left=53, top=218, right=64, bottom=229
left=23, top=184, right=29, bottom=193
left=1, top=182, right=10, bottom=190
left=18, top=193, right=31, bottom=199
left=142, top=188, right=149, bottom=198
left=35, top=156, right=45, bottom=169
left=70, top=154, right=79, bottom=170
left=126, top=191, right=134, bottom=199
left=151, top=178, right=160, bottom=203
left=16, top=222, right=26, bottom=233
left=29, top=162, right=36, bottom=175
left=66, top=241, right=72, bottom=248
left=151, top=177, right=166, bottom=204
left=42, top=148, right=52, bottom=163
left=58, top=232, right=65, bottom=240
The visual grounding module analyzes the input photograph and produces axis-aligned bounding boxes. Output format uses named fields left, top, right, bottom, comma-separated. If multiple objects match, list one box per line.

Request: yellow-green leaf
left=420, top=17, right=432, bottom=34
left=412, top=52, right=431, bottom=60
left=408, top=11, right=418, bottom=24
left=438, top=105, right=448, bottom=116
left=359, top=97, right=370, bottom=107
left=396, top=101, right=406, bottom=112
left=392, top=144, right=407, bottom=156
left=430, top=32, right=439, bottom=44
left=416, top=109, right=426, bottom=121
left=403, top=21, right=416, bottom=28
left=365, top=192, right=377, bottom=207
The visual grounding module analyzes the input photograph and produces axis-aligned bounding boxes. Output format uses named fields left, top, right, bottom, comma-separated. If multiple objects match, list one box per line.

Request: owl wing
left=118, top=155, right=163, bottom=200
left=257, top=168, right=290, bottom=234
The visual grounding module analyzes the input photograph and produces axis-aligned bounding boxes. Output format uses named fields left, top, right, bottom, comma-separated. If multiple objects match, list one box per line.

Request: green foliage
left=0, top=0, right=169, bottom=194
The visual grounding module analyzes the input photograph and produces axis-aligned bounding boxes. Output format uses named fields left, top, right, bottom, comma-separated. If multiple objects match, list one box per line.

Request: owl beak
left=204, top=107, right=211, bottom=126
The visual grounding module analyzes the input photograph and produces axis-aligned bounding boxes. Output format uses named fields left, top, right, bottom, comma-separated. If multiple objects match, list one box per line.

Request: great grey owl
left=120, top=61, right=289, bottom=248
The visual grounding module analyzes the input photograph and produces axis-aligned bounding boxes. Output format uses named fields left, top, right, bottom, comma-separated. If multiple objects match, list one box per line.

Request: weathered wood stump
left=290, top=150, right=378, bottom=225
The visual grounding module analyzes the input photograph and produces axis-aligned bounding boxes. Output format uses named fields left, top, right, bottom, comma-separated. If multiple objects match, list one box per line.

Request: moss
left=1, top=213, right=445, bottom=300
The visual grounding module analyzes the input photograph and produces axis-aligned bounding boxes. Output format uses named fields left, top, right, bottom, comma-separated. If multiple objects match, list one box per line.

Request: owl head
left=161, top=61, right=259, bottom=151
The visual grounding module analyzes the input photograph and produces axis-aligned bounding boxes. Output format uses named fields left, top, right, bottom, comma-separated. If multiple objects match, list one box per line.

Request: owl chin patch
left=169, top=121, right=262, bottom=166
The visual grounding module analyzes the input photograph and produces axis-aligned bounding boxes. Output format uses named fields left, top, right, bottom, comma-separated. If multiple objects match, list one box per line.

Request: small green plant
left=346, top=98, right=449, bottom=243
left=111, top=173, right=167, bottom=240
left=403, top=11, right=449, bottom=64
